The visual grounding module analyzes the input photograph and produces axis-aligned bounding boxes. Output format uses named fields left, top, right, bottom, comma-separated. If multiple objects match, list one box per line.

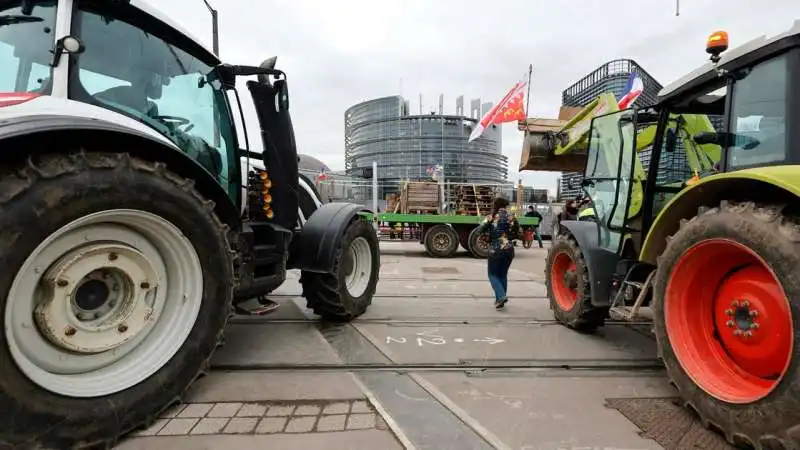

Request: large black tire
left=301, top=218, right=379, bottom=321
left=545, top=233, right=606, bottom=331
left=424, top=224, right=459, bottom=258
left=0, top=152, right=233, bottom=449
left=653, top=201, right=800, bottom=449
left=468, top=226, right=490, bottom=259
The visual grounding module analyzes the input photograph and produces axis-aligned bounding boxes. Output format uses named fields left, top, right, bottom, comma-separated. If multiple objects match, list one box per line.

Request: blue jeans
left=487, top=249, right=514, bottom=301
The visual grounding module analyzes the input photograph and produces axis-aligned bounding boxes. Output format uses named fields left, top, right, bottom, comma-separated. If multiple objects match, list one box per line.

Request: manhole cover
left=605, top=397, right=735, bottom=450
left=422, top=266, right=460, bottom=274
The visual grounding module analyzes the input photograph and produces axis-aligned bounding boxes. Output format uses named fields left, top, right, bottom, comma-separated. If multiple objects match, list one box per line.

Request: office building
left=344, top=95, right=508, bottom=197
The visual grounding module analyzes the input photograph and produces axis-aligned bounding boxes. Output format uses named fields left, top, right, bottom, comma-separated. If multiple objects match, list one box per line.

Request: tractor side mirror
left=665, top=128, right=678, bottom=153
left=693, top=131, right=720, bottom=146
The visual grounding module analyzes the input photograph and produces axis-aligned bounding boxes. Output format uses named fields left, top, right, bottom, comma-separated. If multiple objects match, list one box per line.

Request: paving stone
left=255, top=417, right=288, bottom=434
left=207, top=402, right=243, bottom=418
left=321, top=402, right=350, bottom=415
left=237, top=403, right=268, bottom=417
left=159, top=404, right=185, bottom=419
left=346, top=413, right=376, bottom=430
left=131, top=418, right=170, bottom=436
left=157, top=418, right=199, bottom=436
left=350, top=400, right=372, bottom=414
left=265, top=404, right=295, bottom=417
left=285, top=416, right=316, bottom=433
left=190, top=418, right=229, bottom=435
left=222, top=417, right=258, bottom=434
left=316, top=414, right=347, bottom=432
left=294, top=404, right=321, bottom=416
left=176, top=403, right=213, bottom=418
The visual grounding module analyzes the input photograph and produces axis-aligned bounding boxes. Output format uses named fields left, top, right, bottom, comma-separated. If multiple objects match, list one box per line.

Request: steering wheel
left=155, top=115, right=190, bottom=126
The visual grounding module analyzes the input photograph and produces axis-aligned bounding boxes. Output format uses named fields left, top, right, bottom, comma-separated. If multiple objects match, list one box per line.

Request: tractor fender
left=0, top=114, right=241, bottom=229
left=640, top=167, right=800, bottom=265
left=560, top=220, right=620, bottom=307
left=288, top=202, right=373, bottom=273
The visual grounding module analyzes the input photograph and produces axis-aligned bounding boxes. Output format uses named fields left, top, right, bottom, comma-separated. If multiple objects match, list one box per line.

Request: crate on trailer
left=401, top=181, right=440, bottom=214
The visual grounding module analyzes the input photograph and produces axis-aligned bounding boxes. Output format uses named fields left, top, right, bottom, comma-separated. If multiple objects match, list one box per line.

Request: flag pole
left=524, top=64, right=533, bottom=120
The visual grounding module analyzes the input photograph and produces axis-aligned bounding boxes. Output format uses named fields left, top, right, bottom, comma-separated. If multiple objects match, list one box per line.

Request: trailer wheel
left=545, top=233, right=606, bottom=331
left=301, top=218, right=379, bottom=321
left=0, top=152, right=232, bottom=449
left=468, top=226, right=490, bottom=258
left=424, top=224, right=459, bottom=258
left=653, top=201, right=800, bottom=449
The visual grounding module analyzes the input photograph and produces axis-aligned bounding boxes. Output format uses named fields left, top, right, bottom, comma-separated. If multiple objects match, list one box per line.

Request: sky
left=152, top=0, right=800, bottom=195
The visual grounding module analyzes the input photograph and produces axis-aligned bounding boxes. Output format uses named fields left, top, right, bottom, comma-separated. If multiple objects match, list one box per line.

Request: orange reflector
left=706, top=31, right=729, bottom=53
left=263, top=193, right=272, bottom=203
left=265, top=209, right=274, bottom=219
left=263, top=179, right=272, bottom=189
left=259, top=171, right=268, bottom=180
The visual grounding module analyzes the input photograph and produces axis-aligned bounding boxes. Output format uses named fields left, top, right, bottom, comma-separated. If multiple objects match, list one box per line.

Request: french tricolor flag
left=617, top=73, right=644, bottom=110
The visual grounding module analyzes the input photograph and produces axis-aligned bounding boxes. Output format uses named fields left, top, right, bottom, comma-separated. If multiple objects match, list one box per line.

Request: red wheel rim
left=665, top=238, right=793, bottom=404
left=551, top=252, right=578, bottom=310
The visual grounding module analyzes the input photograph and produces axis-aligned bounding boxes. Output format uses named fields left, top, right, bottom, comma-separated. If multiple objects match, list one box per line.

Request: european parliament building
left=344, top=96, right=508, bottom=197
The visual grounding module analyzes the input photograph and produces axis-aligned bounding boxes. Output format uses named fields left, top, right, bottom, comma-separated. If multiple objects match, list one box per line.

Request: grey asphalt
left=117, top=241, right=680, bottom=450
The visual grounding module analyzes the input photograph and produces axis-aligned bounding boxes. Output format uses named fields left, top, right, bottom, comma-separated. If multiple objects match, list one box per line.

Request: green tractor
left=534, top=24, right=800, bottom=447
left=0, top=0, right=380, bottom=448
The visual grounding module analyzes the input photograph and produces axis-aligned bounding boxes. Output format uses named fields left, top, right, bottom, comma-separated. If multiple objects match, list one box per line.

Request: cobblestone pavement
left=133, top=399, right=385, bottom=437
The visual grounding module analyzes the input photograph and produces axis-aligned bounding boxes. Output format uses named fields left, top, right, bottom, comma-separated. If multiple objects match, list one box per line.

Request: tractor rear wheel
left=0, top=152, right=232, bottom=449
left=653, top=201, right=800, bottom=449
left=545, top=233, right=606, bottom=331
left=301, top=218, right=379, bottom=321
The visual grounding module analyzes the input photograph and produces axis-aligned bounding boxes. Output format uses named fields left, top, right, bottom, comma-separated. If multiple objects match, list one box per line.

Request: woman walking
left=478, top=196, right=519, bottom=310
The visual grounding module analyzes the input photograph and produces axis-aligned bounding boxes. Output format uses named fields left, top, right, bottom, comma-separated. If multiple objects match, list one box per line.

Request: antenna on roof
left=675, top=0, right=679, bottom=16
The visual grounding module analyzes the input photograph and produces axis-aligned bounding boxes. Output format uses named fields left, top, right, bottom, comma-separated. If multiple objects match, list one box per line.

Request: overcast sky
left=154, top=0, right=799, bottom=194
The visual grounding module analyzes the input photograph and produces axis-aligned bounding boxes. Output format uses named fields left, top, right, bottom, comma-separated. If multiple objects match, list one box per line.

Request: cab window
left=68, top=1, right=237, bottom=192
left=727, top=52, right=788, bottom=168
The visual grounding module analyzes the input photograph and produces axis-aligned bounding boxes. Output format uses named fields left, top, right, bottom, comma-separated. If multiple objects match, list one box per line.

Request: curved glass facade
left=345, top=96, right=507, bottom=193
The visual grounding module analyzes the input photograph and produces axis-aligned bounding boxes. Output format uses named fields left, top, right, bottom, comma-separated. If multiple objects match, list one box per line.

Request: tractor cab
left=0, top=0, right=300, bottom=229
left=580, top=22, right=800, bottom=258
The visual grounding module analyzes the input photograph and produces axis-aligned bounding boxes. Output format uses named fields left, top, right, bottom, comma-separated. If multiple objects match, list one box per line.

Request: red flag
left=468, top=79, right=527, bottom=142
left=492, top=89, right=526, bottom=124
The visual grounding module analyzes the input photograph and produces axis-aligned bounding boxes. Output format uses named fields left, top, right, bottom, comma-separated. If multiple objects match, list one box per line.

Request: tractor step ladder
left=610, top=271, right=655, bottom=321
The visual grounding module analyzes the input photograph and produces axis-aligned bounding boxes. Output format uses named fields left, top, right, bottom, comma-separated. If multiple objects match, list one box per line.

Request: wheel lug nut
left=733, top=329, right=743, bottom=336
left=140, top=281, right=150, bottom=289
left=64, top=326, right=76, bottom=336
left=56, top=279, right=68, bottom=287
left=742, top=300, right=750, bottom=308
left=749, top=310, right=758, bottom=317
left=725, top=309, right=733, bottom=316
left=108, top=253, right=118, bottom=261
left=730, top=300, right=739, bottom=307
left=744, top=331, right=753, bottom=338
left=117, top=323, right=128, bottom=333
left=751, top=322, right=759, bottom=329
left=726, top=320, right=735, bottom=328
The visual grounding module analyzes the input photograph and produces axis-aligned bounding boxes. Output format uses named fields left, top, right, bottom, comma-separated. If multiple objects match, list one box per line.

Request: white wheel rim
left=5, top=209, right=203, bottom=398
left=344, top=237, right=372, bottom=298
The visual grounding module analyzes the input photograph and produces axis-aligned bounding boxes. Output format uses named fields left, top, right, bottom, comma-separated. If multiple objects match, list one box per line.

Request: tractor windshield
left=0, top=0, right=56, bottom=96
left=68, top=2, right=236, bottom=188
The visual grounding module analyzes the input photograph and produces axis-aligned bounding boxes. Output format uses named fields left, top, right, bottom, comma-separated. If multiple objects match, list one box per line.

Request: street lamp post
left=201, top=0, right=219, bottom=56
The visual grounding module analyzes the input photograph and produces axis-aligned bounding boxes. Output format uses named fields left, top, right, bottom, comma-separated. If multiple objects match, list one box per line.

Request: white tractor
left=0, top=0, right=381, bottom=448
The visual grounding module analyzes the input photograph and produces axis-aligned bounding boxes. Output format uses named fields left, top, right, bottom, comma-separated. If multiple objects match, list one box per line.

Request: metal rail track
left=210, top=358, right=665, bottom=373
left=227, top=316, right=653, bottom=326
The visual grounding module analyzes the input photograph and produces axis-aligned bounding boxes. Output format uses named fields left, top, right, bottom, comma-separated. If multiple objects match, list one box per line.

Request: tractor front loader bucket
left=519, top=93, right=619, bottom=172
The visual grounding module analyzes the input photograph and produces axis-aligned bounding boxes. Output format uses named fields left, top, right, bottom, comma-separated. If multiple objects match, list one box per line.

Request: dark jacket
left=479, top=208, right=519, bottom=255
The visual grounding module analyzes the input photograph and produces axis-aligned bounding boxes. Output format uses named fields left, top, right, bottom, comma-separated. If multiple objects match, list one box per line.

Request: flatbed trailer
left=360, top=212, right=540, bottom=258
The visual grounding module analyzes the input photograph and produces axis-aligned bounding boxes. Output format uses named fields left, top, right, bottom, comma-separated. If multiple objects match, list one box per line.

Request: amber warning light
left=706, top=31, right=729, bottom=62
